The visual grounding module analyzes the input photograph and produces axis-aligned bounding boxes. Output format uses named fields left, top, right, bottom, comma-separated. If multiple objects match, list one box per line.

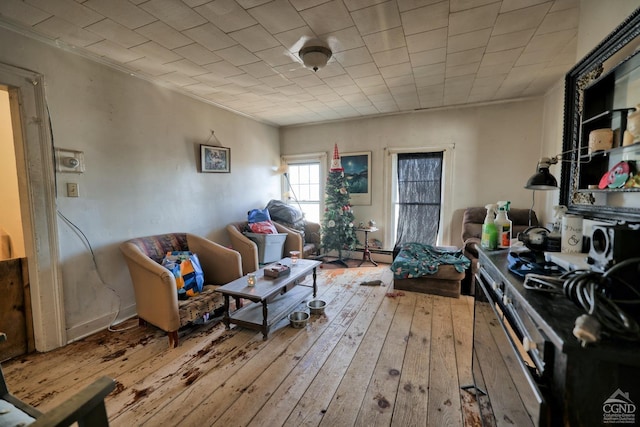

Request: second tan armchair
left=227, top=221, right=320, bottom=275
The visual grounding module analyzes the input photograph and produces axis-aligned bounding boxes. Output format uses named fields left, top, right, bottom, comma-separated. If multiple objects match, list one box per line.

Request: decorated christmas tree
left=321, top=144, right=359, bottom=264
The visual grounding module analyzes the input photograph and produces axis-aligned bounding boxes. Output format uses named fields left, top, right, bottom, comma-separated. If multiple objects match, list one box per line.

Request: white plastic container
left=244, top=232, right=287, bottom=263
left=495, top=201, right=512, bottom=249
left=561, top=215, right=583, bottom=253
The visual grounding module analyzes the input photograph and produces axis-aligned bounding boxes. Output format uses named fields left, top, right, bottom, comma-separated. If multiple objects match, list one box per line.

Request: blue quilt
left=391, top=242, right=470, bottom=280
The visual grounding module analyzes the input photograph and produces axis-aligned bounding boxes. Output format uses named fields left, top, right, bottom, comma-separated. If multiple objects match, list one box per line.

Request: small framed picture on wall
left=200, top=145, right=230, bottom=173
left=341, top=151, right=371, bottom=205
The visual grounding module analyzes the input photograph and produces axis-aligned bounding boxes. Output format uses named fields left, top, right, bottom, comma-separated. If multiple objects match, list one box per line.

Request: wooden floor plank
left=246, top=286, right=377, bottom=426
left=283, top=286, right=389, bottom=427
left=317, top=291, right=401, bottom=427
left=427, top=296, right=464, bottom=427
left=1, top=266, right=483, bottom=427
left=355, top=291, right=417, bottom=427
left=391, top=293, right=434, bottom=427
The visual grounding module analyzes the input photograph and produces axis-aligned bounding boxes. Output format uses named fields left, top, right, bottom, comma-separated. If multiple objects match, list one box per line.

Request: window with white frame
left=282, top=153, right=326, bottom=224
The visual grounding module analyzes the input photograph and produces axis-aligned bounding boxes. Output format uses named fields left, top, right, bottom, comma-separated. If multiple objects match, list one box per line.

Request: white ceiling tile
left=182, top=0, right=210, bottom=6
left=373, top=47, right=410, bottom=68
left=0, top=0, right=51, bottom=26
left=345, top=62, right=380, bottom=78
left=203, top=60, right=244, bottom=77
left=549, top=0, right=578, bottom=12
left=131, top=41, right=181, bottom=63
left=229, top=25, right=281, bottom=52
left=418, top=84, right=444, bottom=107
left=447, top=47, right=484, bottom=66
left=126, top=57, right=174, bottom=76
left=195, top=0, right=257, bottom=33
left=397, top=0, right=444, bottom=13
left=450, top=0, right=500, bottom=12
left=34, top=16, right=103, bottom=47
left=260, top=74, right=294, bottom=88
left=255, top=46, right=298, bottom=67
left=324, top=74, right=357, bottom=88
left=164, top=58, right=208, bottom=76
left=173, top=43, right=222, bottom=66
left=289, top=0, right=330, bottom=11
left=226, top=73, right=263, bottom=87
left=138, top=0, right=206, bottom=31
left=379, top=62, right=413, bottom=78
left=159, top=72, right=199, bottom=86
left=406, top=27, right=447, bottom=53
left=492, top=2, right=551, bottom=35
left=26, top=0, right=102, bottom=27
left=413, top=62, right=445, bottom=77
left=323, top=26, right=366, bottom=52
left=401, top=1, right=448, bottom=36
left=273, top=26, right=316, bottom=54
left=415, top=73, right=445, bottom=87
left=446, top=62, right=480, bottom=77
left=135, top=21, right=192, bottom=49
left=486, top=28, right=535, bottom=52
left=535, top=6, right=578, bottom=35
left=351, top=1, right=401, bottom=35
left=476, top=61, right=514, bottom=77
left=214, top=45, right=260, bottom=66
left=240, top=62, right=278, bottom=78
left=499, top=0, right=550, bottom=13
left=386, top=74, right=415, bottom=87
left=83, top=0, right=155, bottom=29
left=291, top=74, right=324, bottom=87
left=305, top=84, right=336, bottom=96
left=479, top=47, right=522, bottom=66
left=183, top=24, right=236, bottom=51
left=449, top=2, right=500, bottom=36
left=334, top=46, right=373, bottom=67
left=249, top=0, right=307, bottom=34
left=363, top=27, right=406, bottom=53
left=447, top=28, right=492, bottom=53
left=85, top=18, right=147, bottom=48
left=333, top=84, right=365, bottom=95
left=183, top=83, right=218, bottom=95
left=84, top=39, right=144, bottom=63
left=354, top=74, right=385, bottom=88
left=410, top=48, right=446, bottom=67
left=299, top=0, right=354, bottom=35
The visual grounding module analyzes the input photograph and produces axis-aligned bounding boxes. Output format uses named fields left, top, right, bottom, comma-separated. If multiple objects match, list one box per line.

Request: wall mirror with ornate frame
left=561, top=8, right=640, bottom=222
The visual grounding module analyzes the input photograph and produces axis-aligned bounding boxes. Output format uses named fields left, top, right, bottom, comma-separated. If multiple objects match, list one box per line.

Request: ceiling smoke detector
left=299, top=45, right=332, bottom=72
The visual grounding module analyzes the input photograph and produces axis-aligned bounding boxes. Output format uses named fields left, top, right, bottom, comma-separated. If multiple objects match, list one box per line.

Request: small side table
left=356, top=227, right=379, bottom=267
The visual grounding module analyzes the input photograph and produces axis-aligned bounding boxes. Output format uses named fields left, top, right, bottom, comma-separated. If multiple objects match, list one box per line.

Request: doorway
left=0, top=62, right=65, bottom=352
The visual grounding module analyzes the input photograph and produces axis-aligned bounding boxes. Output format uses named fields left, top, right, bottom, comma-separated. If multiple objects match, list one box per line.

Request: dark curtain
left=394, top=152, right=443, bottom=250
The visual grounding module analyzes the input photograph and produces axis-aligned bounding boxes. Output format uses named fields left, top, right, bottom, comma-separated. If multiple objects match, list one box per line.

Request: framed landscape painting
left=201, top=145, right=230, bottom=173
left=341, top=151, right=371, bottom=205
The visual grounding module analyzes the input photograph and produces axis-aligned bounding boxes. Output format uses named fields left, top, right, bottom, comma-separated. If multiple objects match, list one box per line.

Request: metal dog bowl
left=307, top=299, right=327, bottom=315
left=288, top=311, right=310, bottom=328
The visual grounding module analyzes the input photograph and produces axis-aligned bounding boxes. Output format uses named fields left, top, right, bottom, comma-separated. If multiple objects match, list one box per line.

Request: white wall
left=281, top=98, right=545, bottom=248
left=0, top=26, right=280, bottom=342
left=0, top=89, right=25, bottom=258
left=537, top=1, right=640, bottom=228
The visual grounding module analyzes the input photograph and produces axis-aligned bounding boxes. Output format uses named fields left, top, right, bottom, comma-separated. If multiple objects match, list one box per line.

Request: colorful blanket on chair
left=391, top=242, right=470, bottom=279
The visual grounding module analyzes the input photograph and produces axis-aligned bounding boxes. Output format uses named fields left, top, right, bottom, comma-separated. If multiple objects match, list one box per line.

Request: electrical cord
left=57, top=211, right=136, bottom=332
left=561, top=258, right=640, bottom=344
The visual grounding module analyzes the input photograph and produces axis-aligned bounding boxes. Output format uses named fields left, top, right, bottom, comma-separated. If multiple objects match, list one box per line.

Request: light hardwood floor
left=3, top=265, right=481, bottom=426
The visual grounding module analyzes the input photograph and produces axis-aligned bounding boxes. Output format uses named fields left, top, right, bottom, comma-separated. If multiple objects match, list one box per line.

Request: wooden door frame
left=1, top=62, right=65, bottom=351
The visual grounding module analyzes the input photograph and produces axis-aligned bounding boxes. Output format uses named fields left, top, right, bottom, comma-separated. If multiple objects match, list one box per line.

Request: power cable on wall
left=44, top=99, right=135, bottom=332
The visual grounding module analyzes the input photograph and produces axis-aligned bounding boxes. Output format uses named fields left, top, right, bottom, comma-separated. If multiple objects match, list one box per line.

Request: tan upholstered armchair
left=120, top=233, right=242, bottom=347
left=226, top=221, right=319, bottom=275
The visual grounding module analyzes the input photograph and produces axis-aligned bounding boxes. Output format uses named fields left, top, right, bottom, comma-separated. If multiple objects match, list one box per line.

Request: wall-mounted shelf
left=561, top=9, right=640, bottom=221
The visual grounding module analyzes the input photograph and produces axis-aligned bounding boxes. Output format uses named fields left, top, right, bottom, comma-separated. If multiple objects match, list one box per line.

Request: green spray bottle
left=481, top=204, right=498, bottom=250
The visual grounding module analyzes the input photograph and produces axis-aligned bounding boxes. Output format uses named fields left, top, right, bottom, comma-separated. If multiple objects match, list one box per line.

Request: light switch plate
left=67, top=183, right=79, bottom=197
left=55, top=148, right=85, bottom=173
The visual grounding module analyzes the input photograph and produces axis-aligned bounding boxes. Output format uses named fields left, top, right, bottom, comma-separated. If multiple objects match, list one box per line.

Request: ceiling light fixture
left=299, top=45, right=332, bottom=72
